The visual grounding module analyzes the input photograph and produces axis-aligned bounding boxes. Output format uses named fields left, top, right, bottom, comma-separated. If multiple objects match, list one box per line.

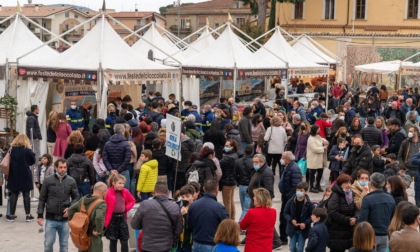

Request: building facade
left=277, top=0, right=420, bottom=86
left=165, top=0, right=256, bottom=41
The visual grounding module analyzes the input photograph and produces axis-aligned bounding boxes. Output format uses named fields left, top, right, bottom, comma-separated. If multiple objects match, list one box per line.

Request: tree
left=159, top=3, right=194, bottom=15
left=268, top=0, right=276, bottom=30
left=234, top=21, right=265, bottom=46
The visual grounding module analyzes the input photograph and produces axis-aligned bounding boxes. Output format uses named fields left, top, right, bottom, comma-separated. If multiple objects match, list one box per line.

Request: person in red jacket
left=315, top=113, right=333, bottom=139
left=104, top=173, right=135, bottom=252
left=240, top=188, right=277, bottom=252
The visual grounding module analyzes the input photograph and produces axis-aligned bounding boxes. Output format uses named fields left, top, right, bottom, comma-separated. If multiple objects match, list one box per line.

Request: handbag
left=0, top=147, right=12, bottom=179
left=297, top=158, right=307, bottom=176
left=262, top=128, right=273, bottom=155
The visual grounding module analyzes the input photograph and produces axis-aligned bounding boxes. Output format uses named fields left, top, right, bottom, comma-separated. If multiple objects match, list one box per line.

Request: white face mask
left=70, top=105, right=77, bottom=110
left=339, top=116, right=345, bottom=120
left=408, top=132, right=414, bottom=138
left=311, top=105, right=315, bottom=109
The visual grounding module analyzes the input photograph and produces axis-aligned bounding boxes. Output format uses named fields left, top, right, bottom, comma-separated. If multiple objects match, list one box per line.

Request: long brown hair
left=47, top=111, right=58, bottom=128
left=387, top=176, right=408, bottom=201
left=213, top=219, right=240, bottom=246
left=52, top=113, right=67, bottom=132
left=389, top=201, right=411, bottom=236
left=353, top=222, right=376, bottom=251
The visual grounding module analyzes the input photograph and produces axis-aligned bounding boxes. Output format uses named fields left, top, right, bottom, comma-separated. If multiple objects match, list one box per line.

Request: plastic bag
left=297, top=159, right=307, bottom=175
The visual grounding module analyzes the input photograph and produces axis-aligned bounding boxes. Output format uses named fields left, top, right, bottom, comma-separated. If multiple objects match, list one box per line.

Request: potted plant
left=0, top=94, right=18, bottom=132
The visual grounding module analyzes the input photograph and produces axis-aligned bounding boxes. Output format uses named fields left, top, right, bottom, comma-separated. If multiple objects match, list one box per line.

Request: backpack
left=187, top=165, right=200, bottom=183
left=69, top=197, right=103, bottom=251
left=69, top=161, right=87, bottom=184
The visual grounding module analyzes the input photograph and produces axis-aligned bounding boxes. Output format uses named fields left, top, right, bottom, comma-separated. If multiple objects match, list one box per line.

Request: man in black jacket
left=383, top=119, right=407, bottom=155
left=238, top=106, right=253, bottom=151
left=37, top=158, right=79, bottom=252
left=343, top=135, right=373, bottom=180
left=288, top=114, right=302, bottom=153
left=253, top=98, right=266, bottom=118
left=360, top=117, right=383, bottom=147
left=384, top=101, right=405, bottom=124
left=26, top=105, right=42, bottom=160
left=234, top=144, right=254, bottom=221
left=131, top=181, right=182, bottom=252
left=67, top=143, right=95, bottom=196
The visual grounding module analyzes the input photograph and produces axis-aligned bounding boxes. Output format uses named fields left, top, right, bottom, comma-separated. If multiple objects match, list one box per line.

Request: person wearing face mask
left=219, top=140, right=239, bottom=220
left=181, top=101, right=193, bottom=120
left=328, top=138, right=349, bottom=183
left=176, top=185, right=196, bottom=251
left=327, top=174, right=357, bottom=252
left=307, top=101, right=322, bottom=125
left=382, top=119, right=407, bottom=155
left=80, top=101, right=93, bottom=132
left=358, top=173, right=396, bottom=252
left=386, top=176, right=408, bottom=206
left=389, top=203, right=420, bottom=252
left=403, top=111, right=417, bottom=134
left=105, top=103, right=118, bottom=130
left=397, top=126, right=420, bottom=176
left=342, top=135, right=373, bottom=181
left=66, top=100, right=84, bottom=131
left=278, top=152, right=302, bottom=245
left=293, top=101, right=307, bottom=123
left=343, top=102, right=356, bottom=128
left=351, top=169, right=370, bottom=212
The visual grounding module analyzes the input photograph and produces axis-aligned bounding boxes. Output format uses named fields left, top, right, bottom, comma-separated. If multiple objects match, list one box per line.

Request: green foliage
left=159, top=3, right=194, bottom=15
left=268, top=0, right=276, bottom=30
left=376, top=48, right=420, bottom=62
left=234, top=21, right=265, bottom=46
left=0, top=94, right=18, bottom=123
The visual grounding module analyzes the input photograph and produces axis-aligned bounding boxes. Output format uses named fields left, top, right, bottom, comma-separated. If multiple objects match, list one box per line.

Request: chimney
left=135, top=9, right=138, bottom=12
left=0, top=5, right=2, bottom=12
left=35, top=4, right=39, bottom=12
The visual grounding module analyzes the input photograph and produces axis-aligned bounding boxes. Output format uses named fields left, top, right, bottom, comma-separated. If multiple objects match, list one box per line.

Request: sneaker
left=317, top=186, right=324, bottom=192
left=6, top=215, right=15, bottom=222
left=26, top=215, right=35, bottom=222
left=309, top=188, right=319, bottom=193
left=272, top=245, right=282, bottom=250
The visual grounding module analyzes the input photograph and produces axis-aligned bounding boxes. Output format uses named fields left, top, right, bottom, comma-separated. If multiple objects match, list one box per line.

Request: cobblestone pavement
left=0, top=170, right=328, bottom=252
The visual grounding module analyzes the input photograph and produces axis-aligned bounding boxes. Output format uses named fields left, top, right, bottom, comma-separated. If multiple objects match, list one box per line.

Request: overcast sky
left=1, top=0, right=207, bottom=12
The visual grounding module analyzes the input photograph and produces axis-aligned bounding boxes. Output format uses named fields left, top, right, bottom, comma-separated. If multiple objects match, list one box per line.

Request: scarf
left=344, top=190, right=353, bottom=205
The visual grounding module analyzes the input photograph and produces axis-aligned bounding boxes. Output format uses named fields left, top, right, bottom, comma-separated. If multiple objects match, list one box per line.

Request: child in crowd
left=188, top=181, right=202, bottom=200
left=177, top=185, right=196, bottom=252
left=317, top=186, right=332, bottom=209
left=328, top=138, right=348, bottom=182
left=34, top=154, right=54, bottom=193
left=384, top=153, right=399, bottom=178
left=105, top=174, right=135, bottom=252
left=213, top=219, right=240, bottom=252
left=305, top=208, right=329, bottom=252
left=136, top=149, right=158, bottom=201
left=372, top=145, right=386, bottom=173
left=284, top=182, right=314, bottom=252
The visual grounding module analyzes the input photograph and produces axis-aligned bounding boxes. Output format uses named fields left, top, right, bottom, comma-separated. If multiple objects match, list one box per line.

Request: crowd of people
left=0, top=82, right=420, bottom=252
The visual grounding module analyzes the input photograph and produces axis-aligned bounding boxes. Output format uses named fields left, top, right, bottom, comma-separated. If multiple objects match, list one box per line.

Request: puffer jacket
left=279, top=161, right=302, bottom=199
left=130, top=195, right=183, bottom=252
left=264, top=126, right=287, bottom=154
left=219, top=152, right=238, bottom=187
left=185, top=128, right=201, bottom=141
left=104, top=187, right=135, bottom=227
left=103, top=134, right=131, bottom=173
left=137, top=159, right=158, bottom=193
left=26, top=110, right=42, bottom=140
left=360, top=125, right=383, bottom=147
left=328, top=145, right=348, bottom=172
left=386, top=128, right=407, bottom=155
left=327, top=184, right=357, bottom=251
left=66, top=153, right=95, bottom=185
left=147, top=110, right=164, bottom=125
left=152, top=148, right=170, bottom=176
left=284, top=195, right=313, bottom=239
left=306, top=222, right=328, bottom=252
left=37, top=174, right=79, bottom=221
left=234, top=155, right=254, bottom=186
left=186, top=158, right=216, bottom=187
left=342, top=144, right=373, bottom=180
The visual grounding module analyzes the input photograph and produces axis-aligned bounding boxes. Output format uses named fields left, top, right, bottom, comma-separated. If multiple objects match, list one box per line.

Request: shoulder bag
left=154, top=198, right=179, bottom=250
left=262, top=128, right=273, bottom=155
left=0, top=147, right=12, bottom=179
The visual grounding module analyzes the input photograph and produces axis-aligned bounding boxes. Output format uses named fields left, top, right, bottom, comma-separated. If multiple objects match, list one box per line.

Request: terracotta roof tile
left=169, top=0, right=236, bottom=10
left=288, top=32, right=420, bottom=38
left=109, top=11, right=153, bottom=18
left=282, top=24, right=420, bottom=31
left=0, top=5, right=74, bottom=17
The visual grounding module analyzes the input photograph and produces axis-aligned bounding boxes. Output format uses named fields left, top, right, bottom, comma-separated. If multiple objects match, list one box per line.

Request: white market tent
left=181, top=26, right=216, bottom=60
left=290, top=35, right=338, bottom=65
left=0, top=14, right=60, bottom=154
left=255, top=27, right=328, bottom=73
left=354, top=60, right=407, bottom=74
left=19, top=14, right=179, bottom=120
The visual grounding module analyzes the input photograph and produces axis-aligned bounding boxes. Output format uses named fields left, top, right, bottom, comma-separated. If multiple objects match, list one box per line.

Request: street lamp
left=174, top=0, right=181, bottom=37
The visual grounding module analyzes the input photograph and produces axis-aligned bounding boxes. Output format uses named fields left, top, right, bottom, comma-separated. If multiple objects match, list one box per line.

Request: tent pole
left=285, top=70, right=290, bottom=100
left=326, top=63, right=330, bottom=112
left=5, top=58, right=9, bottom=95
left=233, top=63, right=237, bottom=101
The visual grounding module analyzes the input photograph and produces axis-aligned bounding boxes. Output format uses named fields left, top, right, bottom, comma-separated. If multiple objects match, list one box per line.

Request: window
left=65, top=11, right=69, bottom=18
left=197, top=16, right=207, bottom=27
left=236, top=17, right=246, bottom=24
left=355, top=0, right=366, bottom=19
left=294, top=3, right=304, bottom=19
left=65, top=24, right=69, bottom=31
left=180, top=18, right=191, bottom=29
left=215, top=23, right=219, bottom=28
left=74, top=13, right=78, bottom=19
left=324, top=0, right=335, bottom=19
left=408, top=0, right=419, bottom=19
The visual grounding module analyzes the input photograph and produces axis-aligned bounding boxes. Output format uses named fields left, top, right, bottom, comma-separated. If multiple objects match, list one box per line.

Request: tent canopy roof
left=291, top=36, right=338, bottom=64
left=0, top=15, right=58, bottom=66
left=20, top=17, right=176, bottom=71
left=182, top=27, right=216, bottom=60
left=354, top=60, right=411, bottom=74
left=255, top=28, right=326, bottom=70
left=183, top=24, right=278, bottom=69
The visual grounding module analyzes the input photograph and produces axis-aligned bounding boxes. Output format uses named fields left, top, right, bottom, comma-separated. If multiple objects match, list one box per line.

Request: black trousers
left=279, top=194, right=292, bottom=242
left=309, top=169, right=324, bottom=188
left=266, top=153, right=282, bottom=176
left=10, top=191, right=30, bottom=215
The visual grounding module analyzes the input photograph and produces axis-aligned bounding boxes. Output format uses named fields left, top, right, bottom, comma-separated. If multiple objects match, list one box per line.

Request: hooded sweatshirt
left=137, top=159, right=159, bottom=193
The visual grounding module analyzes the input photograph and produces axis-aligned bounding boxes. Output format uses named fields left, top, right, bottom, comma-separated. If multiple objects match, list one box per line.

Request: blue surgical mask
left=253, top=165, right=260, bottom=171
left=387, top=189, right=391, bottom=194
left=224, top=147, right=231, bottom=153
left=359, top=181, right=368, bottom=187
left=296, top=191, right=305, bottom=198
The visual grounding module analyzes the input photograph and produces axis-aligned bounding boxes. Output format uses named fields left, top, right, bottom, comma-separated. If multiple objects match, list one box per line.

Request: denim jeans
left=375, top=235, right=388, bottom=252
left=130, top=172, right=137, bottom=198
left=120, top=170, right=130, bottom=189
left=239, top=185, right=251, bottom=221
left=192, top=242, right=214, bottom=252
left=96, top=174, right=109, bottom=183
left=289, top=230, right=305, bottom=252
left=140, top=192, right=152, bottom=201
left=44, top=219, right=69, bottom=252
left=77, top=182, right=91, bottom=196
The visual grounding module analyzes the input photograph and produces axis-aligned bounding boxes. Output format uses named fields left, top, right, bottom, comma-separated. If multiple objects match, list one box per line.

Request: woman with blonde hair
left=46, top=111, right=58, bottom=156
left=52, top=112, right=72, bottom=158
left=277, top=110, right=293, bottom=136
left=7, top=134, right=36, bottom=222
left=240, top=188, right=276, bottom=252
left=64, top=130, right=84, bottom=159
left=213, top=219, right=240, bottom=252
left=375, top=116, right=389, bottom=147
left=264, top=116, right=287, bottom=175
left=349, top=222, right=376, bottom=252
left=307, top=124, right=329, bottom=193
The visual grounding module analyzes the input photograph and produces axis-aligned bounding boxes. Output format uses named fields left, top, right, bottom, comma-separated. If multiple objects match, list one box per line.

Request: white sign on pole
left=165, top=114, right=182, bottom=161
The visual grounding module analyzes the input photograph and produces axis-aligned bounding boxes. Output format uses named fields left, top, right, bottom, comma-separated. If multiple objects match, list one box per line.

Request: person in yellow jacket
left=137, top=149, right=158, bottom=201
